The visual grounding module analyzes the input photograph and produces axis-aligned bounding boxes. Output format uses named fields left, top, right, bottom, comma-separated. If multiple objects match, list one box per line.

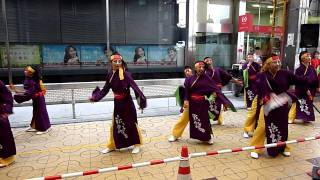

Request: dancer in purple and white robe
left=90, top=54, right=146, bottom=154
left=288, top=51, right=319, bottom=123
left=0, top=80, right=16, bottom=167
left=203, top=57, right=240, bottom=125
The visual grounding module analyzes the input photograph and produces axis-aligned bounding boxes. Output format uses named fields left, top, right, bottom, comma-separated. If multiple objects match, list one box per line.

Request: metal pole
left=141, top=87, right=144, bottom=114
left=184, top=0, right=189, bottom=67
left=1, top=0, right=12, bottom=84
left=105, top=0, right=110, bottom=51
left=280, top=0, right=288, bottom=60
left=246, top=34, right=250, bottom=55
left=271, top=0, right=278, bottom=38
left=258, top=1, right=261, bottom=27
left=71, top=89, right=76, bottom=119
left=258, top=1, right=261, bottom=47
left=295, top=0, right=303, bottom=55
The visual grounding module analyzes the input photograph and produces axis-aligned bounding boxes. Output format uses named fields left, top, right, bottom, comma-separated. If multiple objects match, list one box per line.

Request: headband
left=110, top=54, right=123, bottom=62
left=110, top=54, right=125, bottom=81
left=26, top=66, right=35, bottom=74
left=271, top=55, right=280, bottom=61
left=301, top=53, right=311, bottom=59
left=194, top=61, right=205, bottom=68
left=262, top=55, right=280, bottom=72
left=265, top=56, right=279, bottom=64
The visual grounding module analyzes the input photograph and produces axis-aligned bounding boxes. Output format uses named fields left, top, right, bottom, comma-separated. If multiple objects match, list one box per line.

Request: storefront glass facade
left=188, top=0, right=236, bottom=68
left=242, top=0, right=285, bottom=57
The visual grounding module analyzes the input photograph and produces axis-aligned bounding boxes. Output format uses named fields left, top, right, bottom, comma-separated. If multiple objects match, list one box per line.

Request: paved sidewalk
left=1, top=110, right=320, bottom=179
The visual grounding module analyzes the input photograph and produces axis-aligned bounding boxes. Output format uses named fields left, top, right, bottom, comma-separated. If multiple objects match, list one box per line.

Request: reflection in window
left=195, top=34, right=232, bottom=68
left=207, top=3, right=231, bottom=24
left=177, top=0, right=186, bottom=28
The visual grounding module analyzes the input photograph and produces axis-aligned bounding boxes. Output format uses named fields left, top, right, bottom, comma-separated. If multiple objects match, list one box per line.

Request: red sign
left=238, top=14, right=253, bottom=32
left=252, top=25, right=283, bottom=34
left=238, top=13, right=283, bottom=34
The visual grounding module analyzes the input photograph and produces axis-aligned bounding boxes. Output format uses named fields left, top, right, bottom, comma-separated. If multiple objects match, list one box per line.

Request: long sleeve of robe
left=0, top=80, right=16, bottom=158
left=0, top=81, right=13, bottom=114
left=14, top=79, right=36, bottom=104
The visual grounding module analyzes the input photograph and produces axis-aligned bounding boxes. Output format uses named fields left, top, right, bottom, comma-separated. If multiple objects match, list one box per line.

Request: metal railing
left=11, top=78, right=235, bottom=120
left=11, top=79, right=185, bottom=119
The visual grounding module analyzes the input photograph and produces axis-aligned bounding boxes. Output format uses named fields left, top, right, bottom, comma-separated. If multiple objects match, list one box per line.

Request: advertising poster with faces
left=80, top=45, right=106, bottom=66
left=114, top=45, right=178, bottom=67
left=42, top=45, right=81, bottom=66
left=1, top=44, right=182, bottom=68
left=0, top=45, right=41, bottom=68
left=148, top=46, right=177, bottom=66
left=114, top=46, right=148, bottom=66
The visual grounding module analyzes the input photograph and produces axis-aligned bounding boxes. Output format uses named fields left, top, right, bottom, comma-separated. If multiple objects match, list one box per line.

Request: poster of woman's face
left=166, top=47, right=177, bottom=62
left=134, top=47, right=147, bottom=64
left=64, top=45, right=80, bottom=65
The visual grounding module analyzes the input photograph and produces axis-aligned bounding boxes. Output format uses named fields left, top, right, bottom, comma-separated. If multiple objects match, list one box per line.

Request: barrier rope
left=27, top=134, right=320, bottom=180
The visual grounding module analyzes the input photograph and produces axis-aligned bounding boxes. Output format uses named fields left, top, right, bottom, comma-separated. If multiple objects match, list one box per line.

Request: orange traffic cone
left=177, top=146, right=191, bottom=180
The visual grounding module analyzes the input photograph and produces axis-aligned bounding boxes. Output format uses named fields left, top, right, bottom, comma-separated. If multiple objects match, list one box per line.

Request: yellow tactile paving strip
left=1, top=109, right=320, bottom=180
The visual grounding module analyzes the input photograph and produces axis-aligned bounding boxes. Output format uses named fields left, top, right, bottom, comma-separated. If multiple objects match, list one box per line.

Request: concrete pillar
left=236, top=0, right=246, bottom=62
left=283, top=0, right=300, bottom=70
left=284, top=0, right=319, bottom=70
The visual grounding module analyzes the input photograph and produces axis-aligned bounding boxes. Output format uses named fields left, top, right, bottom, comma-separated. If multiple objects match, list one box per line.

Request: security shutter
left=60, top=0, right=106, bottom=44
left=0, top=0, right=60, bottom=43
left=109, top=0, right=178, bottom=45
left=109, top=0, right=125, bottom=44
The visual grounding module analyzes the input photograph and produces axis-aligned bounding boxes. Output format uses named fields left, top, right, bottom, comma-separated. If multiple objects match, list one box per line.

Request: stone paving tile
left=1, top=109, right=320, bottom=180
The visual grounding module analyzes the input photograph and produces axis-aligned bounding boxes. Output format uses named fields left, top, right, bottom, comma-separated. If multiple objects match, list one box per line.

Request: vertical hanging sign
left=238, top=13, right=254, bottom=32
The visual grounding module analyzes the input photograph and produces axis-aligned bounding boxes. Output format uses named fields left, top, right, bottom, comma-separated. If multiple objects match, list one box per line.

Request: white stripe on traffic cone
left=177, top=146, right=191, bottom=180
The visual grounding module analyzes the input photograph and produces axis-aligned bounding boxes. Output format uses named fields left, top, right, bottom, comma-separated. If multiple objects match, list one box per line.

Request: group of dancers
left=0, top=50, right=319, bottom=168
left=1, top=66, right=51, bottom=167
left=243, top=51, right=318, bottom=158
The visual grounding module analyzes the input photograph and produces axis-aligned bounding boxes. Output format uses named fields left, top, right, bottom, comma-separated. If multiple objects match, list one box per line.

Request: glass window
left=189, top=0, right=235, bottom=68
left=308, top=0, right=320, bottom=24
left=207, top=3, right=231, bottom=24
left=243, top=0, right=284, bottom=56
left=109, top=0, right=184, bottom=69
left=195, top=33, right=233, bottom=67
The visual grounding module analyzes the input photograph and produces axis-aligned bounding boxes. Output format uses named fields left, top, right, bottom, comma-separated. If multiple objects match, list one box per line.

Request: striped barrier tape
left=190, top=135, right=320, bottom=158
left=28, top=157, right=181, bottom=180
left=27, top=134, right=320, bottom=180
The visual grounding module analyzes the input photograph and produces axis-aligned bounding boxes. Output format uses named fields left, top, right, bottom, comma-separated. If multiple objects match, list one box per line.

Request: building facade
left=0, top=0, right=319, bottom=82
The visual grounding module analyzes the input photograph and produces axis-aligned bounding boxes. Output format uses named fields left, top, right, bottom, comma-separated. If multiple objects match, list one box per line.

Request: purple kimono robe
left=0, top=80, right=16, bottom=158
left=257, top=70, right=308, bottom=156
left=294, top=65, right=319, bottom=122
left=206, top=67, right=233, bottom=87
left=184, top=73, right=219, bottom=141
left=91, top=71, right=146, bottom=149
left=14, top=78, right=51, bottom=131
left=205, top=67, right=234, bottom=120
left=242, top=62, right=261, bottom=108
